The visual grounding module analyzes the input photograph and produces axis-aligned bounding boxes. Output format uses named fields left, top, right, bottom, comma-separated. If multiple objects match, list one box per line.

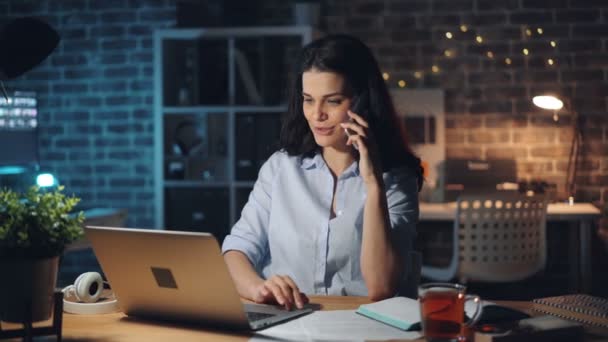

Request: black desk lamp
left=532, top=94, right=581, bottom=204
left=0, top=17, right=60, bottom=100
left=0, top=17, right=60, bottom=188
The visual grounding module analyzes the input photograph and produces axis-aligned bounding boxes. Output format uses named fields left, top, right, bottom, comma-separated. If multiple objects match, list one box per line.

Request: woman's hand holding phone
left=343, top=117, right=359, bottom=150
left=340, top=110, right=381, bottom=186
left=343, top=92, right=369, bottom=151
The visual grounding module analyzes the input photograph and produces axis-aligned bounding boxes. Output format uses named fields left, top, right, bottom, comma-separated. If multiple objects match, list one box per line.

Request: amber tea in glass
left=418, top=283, right=482, bottom=341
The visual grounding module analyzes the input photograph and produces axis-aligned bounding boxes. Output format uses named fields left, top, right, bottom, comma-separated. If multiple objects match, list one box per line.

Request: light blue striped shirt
left=221, top=151, right=419, bottom=296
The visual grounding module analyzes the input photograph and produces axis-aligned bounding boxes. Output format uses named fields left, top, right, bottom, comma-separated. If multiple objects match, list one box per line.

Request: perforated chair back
left=422, top=193, right=547, bottom=283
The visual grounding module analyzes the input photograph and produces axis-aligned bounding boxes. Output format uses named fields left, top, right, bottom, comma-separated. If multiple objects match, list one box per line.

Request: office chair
left=422, top=193, right=547, bottom=284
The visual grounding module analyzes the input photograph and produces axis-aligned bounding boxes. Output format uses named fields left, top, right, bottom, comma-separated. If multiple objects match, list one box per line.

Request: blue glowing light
left=0, top=166, right=27, bottom=175
left=36, top=173, right=57, bottom=187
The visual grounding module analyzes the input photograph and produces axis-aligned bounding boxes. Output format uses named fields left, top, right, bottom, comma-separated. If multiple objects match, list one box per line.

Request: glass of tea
left=418, top=283, right=482, bottom=341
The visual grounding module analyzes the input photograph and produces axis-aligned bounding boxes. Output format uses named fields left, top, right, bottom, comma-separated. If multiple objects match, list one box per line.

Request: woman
left=222, top=34, right=423, bottom=309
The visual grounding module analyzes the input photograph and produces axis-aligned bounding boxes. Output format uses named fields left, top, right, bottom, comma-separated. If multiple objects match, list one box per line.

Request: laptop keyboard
left=246, top=311, right=276, bottom=322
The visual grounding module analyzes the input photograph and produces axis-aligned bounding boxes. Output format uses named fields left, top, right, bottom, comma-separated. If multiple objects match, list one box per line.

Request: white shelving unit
left=154, top=27, right=312, bottom=238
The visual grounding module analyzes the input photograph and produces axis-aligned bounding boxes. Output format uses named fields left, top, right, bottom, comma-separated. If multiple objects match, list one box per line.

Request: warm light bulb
left=486, top=51, right=494, bottom=58
left=444, top=49, right=453, bottom=57
left=460, top=25, right=468, bottom=32
left=550, top=41, right=557, bottom=47
left=413, top=71, right=423, bottom=79
left=522, top=48, right=529, bottom=55
left=475, top=35, right=483, bottom=43
left=445, top=32, right=453, bottom=39
left=431, top=65, right=440, bottom=73
left=382, top=72, right=389, bottom=80
left=525, top=29, right=532, bottom=36
left=537, top=27, right=543, bottom=34
left=505, top=57, right=512, bottom=65
left=398, top=80, right=406, bottom=88
left=547, top=58, right=555, bottom=66
left=532, top=95, right=564, bottom=110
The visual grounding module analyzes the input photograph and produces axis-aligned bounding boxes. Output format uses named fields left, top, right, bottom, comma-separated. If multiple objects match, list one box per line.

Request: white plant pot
left=0, top=256, right=59, bottom=323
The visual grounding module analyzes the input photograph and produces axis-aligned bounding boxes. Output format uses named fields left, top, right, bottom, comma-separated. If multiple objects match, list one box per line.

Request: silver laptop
left=84, top=226, right=314, bottom=330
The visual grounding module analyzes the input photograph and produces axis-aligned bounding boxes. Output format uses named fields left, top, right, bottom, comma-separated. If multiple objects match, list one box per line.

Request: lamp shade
left=0, top=17, right=60, bottom=80
left=532, top=95, right=564, bottom=110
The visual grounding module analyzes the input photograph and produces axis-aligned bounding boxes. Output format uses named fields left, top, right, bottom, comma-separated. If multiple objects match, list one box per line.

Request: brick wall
left=1, top=0, right=176, bottom=228
left=256, top=0, right=608, bottom=208
left=250, top=0, right=608, bottom=295
left=2, top=0, right=606, bottom=226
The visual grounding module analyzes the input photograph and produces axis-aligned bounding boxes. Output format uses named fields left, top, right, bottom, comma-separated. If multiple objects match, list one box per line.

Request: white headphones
left=62, top=272, right=119, bottom=315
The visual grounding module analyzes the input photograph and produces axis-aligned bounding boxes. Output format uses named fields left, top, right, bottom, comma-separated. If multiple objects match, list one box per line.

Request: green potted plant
left=0, top=185, right=84, bottom=323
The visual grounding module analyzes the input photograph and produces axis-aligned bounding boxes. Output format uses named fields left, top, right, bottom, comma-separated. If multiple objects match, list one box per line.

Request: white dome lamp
left=532, top=94, right=580, bottom=205
left=532, top=94, right=564, bottom=110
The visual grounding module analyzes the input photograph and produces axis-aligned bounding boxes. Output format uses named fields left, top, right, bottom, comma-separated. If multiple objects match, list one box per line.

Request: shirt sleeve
left=384, top=167, right=421, bottom=297
left=221, top=152, right=282, bottom=270
left=383, top=167, right=420, bottom=250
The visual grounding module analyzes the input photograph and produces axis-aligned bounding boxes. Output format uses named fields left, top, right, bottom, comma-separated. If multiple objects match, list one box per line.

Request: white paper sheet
left=249, top=299, right=493, bottom=341
left=250, top=310, right=422, bottom=342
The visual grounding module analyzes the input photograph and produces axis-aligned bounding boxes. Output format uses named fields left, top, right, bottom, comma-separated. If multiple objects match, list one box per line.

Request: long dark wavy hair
left=279, top=34, right=423, bottom=190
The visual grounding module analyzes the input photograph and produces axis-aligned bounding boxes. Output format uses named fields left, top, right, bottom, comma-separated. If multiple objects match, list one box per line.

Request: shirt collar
left=300, top=152, right=324, bottom=170
left=300, top=152, right=360, bottom=178
left=342, top=160, right=360, bottom=178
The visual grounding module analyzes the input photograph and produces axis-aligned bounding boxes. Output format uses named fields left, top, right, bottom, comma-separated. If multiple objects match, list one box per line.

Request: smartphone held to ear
left=350, top=92, right=369, bottom=116
left=343, top=120, right=359, bottom=150
left=344, top=93, right=370, bottom=150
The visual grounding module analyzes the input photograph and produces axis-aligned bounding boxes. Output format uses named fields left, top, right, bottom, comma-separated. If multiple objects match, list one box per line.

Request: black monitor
left=0, top=91, right=38, bottom=167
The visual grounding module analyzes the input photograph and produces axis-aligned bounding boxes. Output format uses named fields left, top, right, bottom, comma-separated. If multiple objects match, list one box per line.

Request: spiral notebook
left=532, top=294, right=608, bottom=328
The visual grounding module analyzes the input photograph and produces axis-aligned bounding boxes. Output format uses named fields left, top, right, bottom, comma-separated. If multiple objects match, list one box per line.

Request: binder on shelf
left=164, top=188, right=230, bottom=242
left=235, top=114, right=257, bottom=181
left=254, top=113, right=281, bottom=170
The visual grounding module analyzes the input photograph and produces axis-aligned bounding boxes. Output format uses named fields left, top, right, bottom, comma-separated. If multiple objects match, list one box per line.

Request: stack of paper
left=252, top=296, right=490, bottom=341
left=251, top=309, right=422, bottom=341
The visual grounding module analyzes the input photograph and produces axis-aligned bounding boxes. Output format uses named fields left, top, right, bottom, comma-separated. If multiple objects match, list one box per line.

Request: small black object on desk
left=472, top=304, right=585, bottom=342
left=476, top=304, right=531, bottom=326
left=0, top=290, right=64, bottom=342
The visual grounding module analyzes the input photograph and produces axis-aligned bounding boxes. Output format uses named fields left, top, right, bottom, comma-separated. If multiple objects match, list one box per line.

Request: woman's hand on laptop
left=252, top=275, right=309, bottom=310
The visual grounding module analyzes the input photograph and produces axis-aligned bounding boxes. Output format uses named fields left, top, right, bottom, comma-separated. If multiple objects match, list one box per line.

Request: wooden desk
left=4, top=296, right=607, bottom=341
left=419, top=202, right=601, bottom=292
left=419, top=202, right=601, bottom=222
left=0, top=296, right=370, bottom=342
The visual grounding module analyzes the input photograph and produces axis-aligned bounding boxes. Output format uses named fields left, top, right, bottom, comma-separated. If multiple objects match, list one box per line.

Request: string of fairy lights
left=382, top=24, right=560, bottom=88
